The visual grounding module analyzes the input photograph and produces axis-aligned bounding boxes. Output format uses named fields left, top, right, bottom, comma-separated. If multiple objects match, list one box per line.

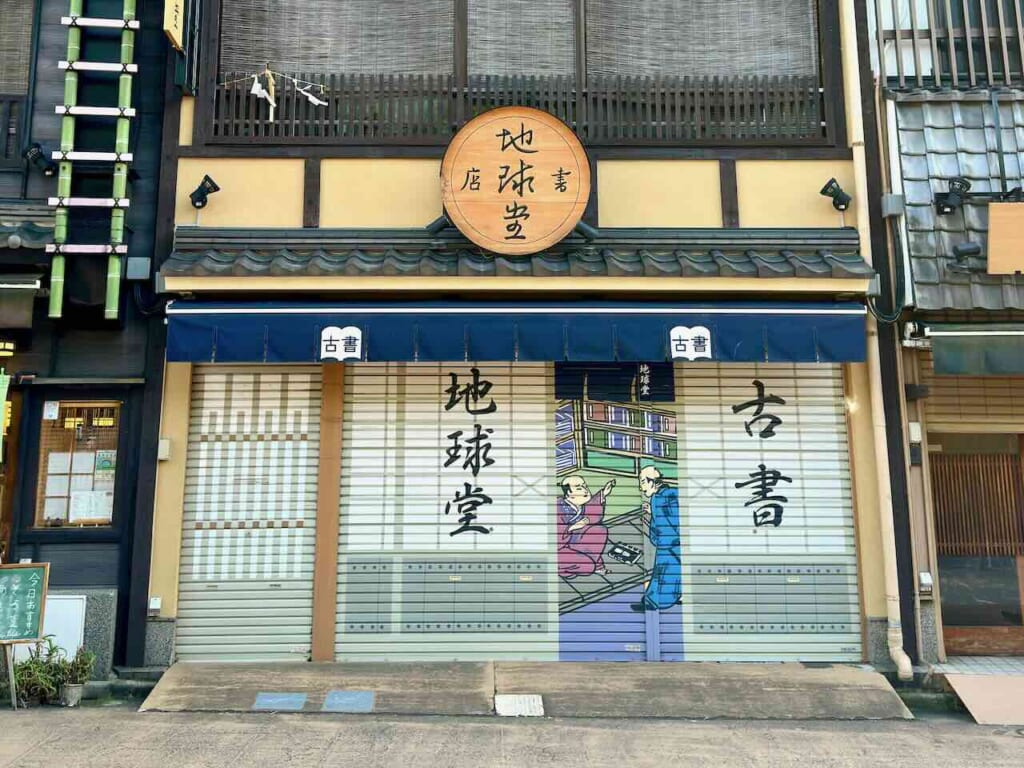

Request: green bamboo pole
left=51, top=0, right=85, bottom=319
left=104, top=252, right=121, bottom=319
left=49, top=252, right=66, bottom=318
left=103, top=1, right=138, bottom=320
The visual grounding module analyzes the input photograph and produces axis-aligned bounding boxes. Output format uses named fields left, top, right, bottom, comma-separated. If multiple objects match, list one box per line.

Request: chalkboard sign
left=0, top=564, right=49, bottom=644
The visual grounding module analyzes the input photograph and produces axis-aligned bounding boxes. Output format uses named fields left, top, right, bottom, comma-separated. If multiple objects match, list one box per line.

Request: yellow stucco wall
left=178, top=96, right=194, bottom=147
left=597, top=160, right=721, bottom=227
left=844, top=362, right=886, bottom=621
left=320, top=159, right=442, bottom=227
left=149, top=363, right=193, bottom=619
left=174, top=158, right=305, bottom=227
left=736, top=160, right=857, bottom=228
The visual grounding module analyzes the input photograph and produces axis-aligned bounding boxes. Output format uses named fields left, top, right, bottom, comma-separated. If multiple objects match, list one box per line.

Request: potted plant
left=59, top=647, right=96, bottom=707
left=14, top=636, right=63, bottom=706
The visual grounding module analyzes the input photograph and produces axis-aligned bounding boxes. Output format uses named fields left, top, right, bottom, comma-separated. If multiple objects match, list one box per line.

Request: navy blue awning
left=166, top=301, right=867, bottom=364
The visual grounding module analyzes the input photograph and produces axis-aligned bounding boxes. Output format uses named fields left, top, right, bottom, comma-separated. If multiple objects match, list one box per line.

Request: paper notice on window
left=43, top=497, right=68, bottom=521
left=92, top=470, right=114, bottom=491
left=45, top=475, right=70, bottom=497
left=43, top=401, right=60, bottom=420
left=71, top=452, right=95, bottom=474
left=70, top=474, right=94, bottom=492
left=47, top=452, right=72, bottom=474
left=68, top=490, right=113, bottom=523
left=94, top=450, right=117, bottom=472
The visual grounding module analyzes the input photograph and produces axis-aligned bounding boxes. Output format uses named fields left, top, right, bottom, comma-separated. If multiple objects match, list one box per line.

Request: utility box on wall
left=986, top=203, right=1024, bottom=275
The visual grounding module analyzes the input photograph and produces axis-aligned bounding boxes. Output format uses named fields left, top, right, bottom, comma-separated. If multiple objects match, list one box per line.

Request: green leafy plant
left=13, top=636, right=65, bottom=705
left=0, top=636, right=93, bottom=707
left=63, top=647, right=96, bottom=686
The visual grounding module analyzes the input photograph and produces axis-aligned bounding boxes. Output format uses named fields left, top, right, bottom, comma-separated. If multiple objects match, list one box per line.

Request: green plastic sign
left=0, top=564, right=48, bottom=644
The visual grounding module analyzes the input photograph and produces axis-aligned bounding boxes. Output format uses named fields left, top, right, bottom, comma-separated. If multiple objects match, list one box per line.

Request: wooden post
left=3, top=645, right=15, bottom=710
left=310, top=364, right=343, bottom=661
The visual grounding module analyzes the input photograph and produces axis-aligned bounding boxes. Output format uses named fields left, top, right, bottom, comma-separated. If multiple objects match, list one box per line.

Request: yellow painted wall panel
left=178, top=96, right=194, bottom=147
left=149, top=362, right=192, bottom=618
left=174, top=158, right=305, bottom=227
left=736, top=160, right=857, bottom=228
left=320, top=159, right=442, bottom=227
left=597, top=160, right=721, bottom=227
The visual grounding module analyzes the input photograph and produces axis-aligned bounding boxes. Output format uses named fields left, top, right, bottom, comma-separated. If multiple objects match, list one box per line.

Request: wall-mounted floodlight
left=22, top=143, right=57, bottom=177
left=935, top=177, right=972, bottom=215
left=189, top=175, right=220, bottom=209
left=820, top=178, right=852, bottom=211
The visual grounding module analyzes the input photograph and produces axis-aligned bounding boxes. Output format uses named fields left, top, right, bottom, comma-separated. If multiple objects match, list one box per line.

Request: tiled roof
left=0, top=200, right=54, bottom=250
left=896, top=90, right=1024, bottom=311
left=162, top=227, right=873, bottom=281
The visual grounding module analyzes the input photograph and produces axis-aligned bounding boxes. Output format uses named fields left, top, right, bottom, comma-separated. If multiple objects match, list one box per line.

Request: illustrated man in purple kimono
left=557, top=475, right=616, bottom=578
left=632, top=465, right=682, bottom=611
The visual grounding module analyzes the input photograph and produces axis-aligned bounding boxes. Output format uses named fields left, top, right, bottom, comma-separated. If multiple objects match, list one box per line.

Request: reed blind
left=219, top=0, right=455, bottom=74
left=468, top=0, right=575, bottom=76
left=0, top=0, right=34, bottom=94
left=585, top=0, right=820, bottom=78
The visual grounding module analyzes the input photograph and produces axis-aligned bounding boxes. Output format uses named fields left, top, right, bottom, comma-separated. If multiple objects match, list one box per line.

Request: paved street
left=1, top=705, right=1023, bottom=768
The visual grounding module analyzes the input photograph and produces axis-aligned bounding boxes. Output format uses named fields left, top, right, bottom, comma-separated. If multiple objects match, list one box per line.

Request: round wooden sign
left=441, top=106, right=590, bottom=256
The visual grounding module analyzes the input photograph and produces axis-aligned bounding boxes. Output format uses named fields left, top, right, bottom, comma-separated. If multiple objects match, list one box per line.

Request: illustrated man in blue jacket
left=631, top=465, right=681, bottom=612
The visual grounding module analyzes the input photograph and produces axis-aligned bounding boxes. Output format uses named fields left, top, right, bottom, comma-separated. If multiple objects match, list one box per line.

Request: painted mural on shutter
left=335, top=362, right=859, bottom=662
left=176, top=366, right=321, bottom=661
left=336, top=363, right=557, bottom=660
left=675, top=364, right=861, bottom=661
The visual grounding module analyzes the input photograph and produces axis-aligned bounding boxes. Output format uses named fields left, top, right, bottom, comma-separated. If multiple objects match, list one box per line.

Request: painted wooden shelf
left=58, top=61, right=139, bottom=74
left=61, top=17, right=140, bottom=30
left=46, top=244, right=128, bottom=254
left=55, top=105, right=136, bottom=117
left=47, top=197, right=130, bottom=208
left=51, top=150, right=133, bottom=162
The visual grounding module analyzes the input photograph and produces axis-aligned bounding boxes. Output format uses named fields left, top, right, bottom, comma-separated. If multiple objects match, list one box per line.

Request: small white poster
left=44, top=475, right=70, bottom=497
left=669, top=325, right=713, bottom=361
left=320, top=325, right=363, bottom=361
left=68, top=490, right=114, bottom=523
left=70, top=474, right=94, bottom=492
left=43, top=498, right=68, bottom=521
left=43, top=401, right=60, bottom=421
left=71, top=451, right=95, bottom=474
left=47, top=452, right=72, bottom=474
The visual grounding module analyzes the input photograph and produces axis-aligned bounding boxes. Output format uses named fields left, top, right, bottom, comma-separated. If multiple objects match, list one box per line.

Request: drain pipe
left=841, top=0, right=914, bottom=681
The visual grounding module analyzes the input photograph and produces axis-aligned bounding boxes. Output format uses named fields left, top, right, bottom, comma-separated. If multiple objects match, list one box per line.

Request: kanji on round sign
left=441, top=106, right=591, bottom=256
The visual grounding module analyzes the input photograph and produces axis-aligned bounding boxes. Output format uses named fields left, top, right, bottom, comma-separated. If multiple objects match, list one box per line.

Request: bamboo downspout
left=843, top=0, right=913, bottom=680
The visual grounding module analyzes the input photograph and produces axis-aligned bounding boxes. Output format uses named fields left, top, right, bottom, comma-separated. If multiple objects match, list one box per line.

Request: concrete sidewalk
left=1, top=706, right=1019, bottom=768
left=141, top=661, right=911, bottom=720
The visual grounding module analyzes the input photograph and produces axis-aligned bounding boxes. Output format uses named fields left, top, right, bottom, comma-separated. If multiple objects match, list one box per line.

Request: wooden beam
left=719, top=159, right=739, bottom=228
left=310, top=363, right=343, bottom=662
left=303, top=157, right=321, bottom=229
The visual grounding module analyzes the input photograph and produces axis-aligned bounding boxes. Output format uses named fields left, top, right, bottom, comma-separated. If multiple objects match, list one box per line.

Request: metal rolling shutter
left=336, top=363, right=559, bottom=661
left=335, top=362, right=859, bottom=662
left=176, top=366, right=321, bottom=662
left=675, top=363, right=861, bottom=661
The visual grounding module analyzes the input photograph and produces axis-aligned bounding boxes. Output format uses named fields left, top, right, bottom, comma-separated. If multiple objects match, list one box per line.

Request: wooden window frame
left=31, top=400, right=123, bottom=530
left=195, top=0, right=846, bottom=149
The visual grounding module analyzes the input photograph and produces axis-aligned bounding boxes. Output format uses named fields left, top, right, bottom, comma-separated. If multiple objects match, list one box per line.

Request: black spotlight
left=820, top=178, right=852, bottom=211
left=189, top=175, right=220, bottom=209
left=936, top=177, right=971, bottom=215
left=952, top=241, right=982, bottom=261
left=22, top=142, right=58, bottom=177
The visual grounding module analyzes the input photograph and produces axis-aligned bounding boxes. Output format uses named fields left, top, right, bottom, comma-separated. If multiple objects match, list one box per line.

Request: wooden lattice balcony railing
left=875, top=0, right=1024, bottom=88
left=210, top=73, right=826, bottom=146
